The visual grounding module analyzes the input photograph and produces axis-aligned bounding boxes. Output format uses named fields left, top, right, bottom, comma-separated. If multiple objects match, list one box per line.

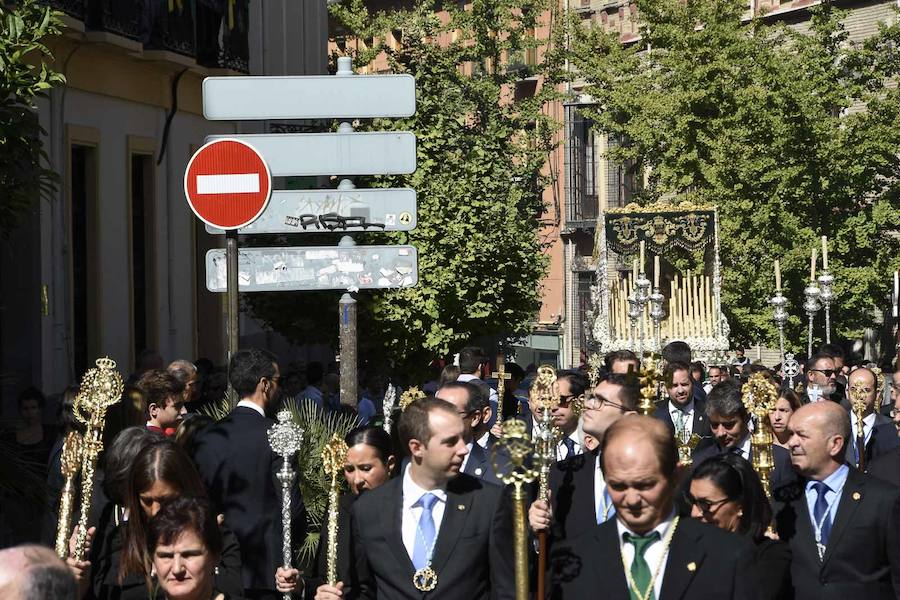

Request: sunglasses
left=682, top=491, right=732, bottom=514
left=810, top=369, right=837, bottom=377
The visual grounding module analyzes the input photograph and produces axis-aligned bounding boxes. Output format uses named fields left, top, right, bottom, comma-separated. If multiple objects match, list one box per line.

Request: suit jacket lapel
left=595, top=522, right=629, bottom=597
left=821, top=468, right=865, bottom=568
left=660, top=521, right=705, bottom=600
left=430, top=480, right=474, bottom=574
left=464, top=442, right=487, bottom=478
left=384, top=479, right=415, bottom=576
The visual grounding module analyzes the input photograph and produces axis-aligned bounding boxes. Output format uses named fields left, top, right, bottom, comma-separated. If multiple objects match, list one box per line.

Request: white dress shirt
left=850, top=412, right=876, bottom=448
left=460, top=442, right=475, bottom=472
left=729, top=435, right=752, bottom=461
left=555, top=432, right=583, bottom=462
left=236, top=399, right=265, bottom=417
left=593, top=455, right=614, bottom=523
left=669, top=400, right=695, bottom=436
left=617, top=512, right=677, bottom=600
left=476, top=431, right=490, bottom=449
left=401, top=465, right=448, bottom=561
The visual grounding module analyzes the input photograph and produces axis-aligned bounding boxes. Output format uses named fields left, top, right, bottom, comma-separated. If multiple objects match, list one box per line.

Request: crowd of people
left=1, top=340, right=900, bottom=599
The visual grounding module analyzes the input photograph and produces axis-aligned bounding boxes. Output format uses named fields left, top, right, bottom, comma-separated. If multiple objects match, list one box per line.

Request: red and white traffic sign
left=183, top=138, right=272, bottom=230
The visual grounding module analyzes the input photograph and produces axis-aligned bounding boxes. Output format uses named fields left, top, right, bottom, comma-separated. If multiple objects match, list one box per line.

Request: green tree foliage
left=246, top=0, right=561, bottom=376
left=568, top=0, right=900, bottom=350
left=0, top=0, right=65, bottom=233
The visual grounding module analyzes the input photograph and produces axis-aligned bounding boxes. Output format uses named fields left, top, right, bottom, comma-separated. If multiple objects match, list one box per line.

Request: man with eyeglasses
left=533, top=370, right=588, bottom=462
left=436, top=381, right=504, bottom=485
left=691, top=380, right=796, bottom=491
left=841, top=368, right=899, bottom=467
left=804, top=353, right=840, bottom=403
left=528, top=373, right=638, bottom=544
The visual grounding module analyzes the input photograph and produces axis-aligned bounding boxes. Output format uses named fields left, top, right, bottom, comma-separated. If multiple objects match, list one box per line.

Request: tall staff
left=72, top=357, right=123, bottom=561
left=267, top=410, right=305, bottom=600
left=321, top=434, right=349, bottom=586
left=493, top=419, right=537, bottom=600
left=492, top=353, right=512, bottom=422
left=848, top=381, right=868, bottom=470
left=54, top=431, right=83, bottom=558
left=530, top=365, right=560, bottom=600
left=742, top=373, right=777, bottom=499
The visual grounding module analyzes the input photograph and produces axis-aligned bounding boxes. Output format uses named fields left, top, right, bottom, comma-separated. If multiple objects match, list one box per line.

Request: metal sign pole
left=226, top=229, right=240, bottom=370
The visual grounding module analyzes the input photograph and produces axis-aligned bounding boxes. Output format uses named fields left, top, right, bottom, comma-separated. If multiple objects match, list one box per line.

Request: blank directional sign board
left=206, top=246, right=418, bottom=292
left=203, top=75, right=416, bottom=120
left=205, top=188, right=417, bottom=234
left=205, top=132, right=416, bottom=177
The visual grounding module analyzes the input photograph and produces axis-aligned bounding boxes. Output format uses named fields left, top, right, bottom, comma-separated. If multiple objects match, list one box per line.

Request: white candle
left=821, top=236, right=828, bottom=271
left=639, top=241, right=646, bottom=274
left=810, top=247, right=817, bottom=282
left=775, top=259, right=781, bottom=292
left=633, top=258, right=639, bottom=283
left=893, top=271, right=898, bottom=318
left=654, top=255, right=660, bottom=288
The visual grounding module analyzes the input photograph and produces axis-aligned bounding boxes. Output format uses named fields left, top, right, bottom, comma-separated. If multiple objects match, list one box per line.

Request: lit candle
left=821, top=236, right=828, bottom=271
left=654, top=255, right=660, bottom=288
left=775, top=259, right=781, bottom=292
left=810, top=247, right=817, bottom=282
left=639, top=241, right=646, bottom=274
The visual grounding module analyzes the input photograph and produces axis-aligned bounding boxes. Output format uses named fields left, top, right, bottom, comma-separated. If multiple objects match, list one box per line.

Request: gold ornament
left=413, top=566, right=438, bottom=592
left=55, top=431, right=83, bottom=558
left=742, top=373, right=779, bottom=498
left=321, top=434, right=349, bottom=587
left=399, top=386, right=426, bottom=411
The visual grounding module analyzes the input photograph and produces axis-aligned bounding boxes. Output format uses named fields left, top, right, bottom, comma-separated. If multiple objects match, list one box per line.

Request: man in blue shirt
left=774, top=401, right=900, bottom=600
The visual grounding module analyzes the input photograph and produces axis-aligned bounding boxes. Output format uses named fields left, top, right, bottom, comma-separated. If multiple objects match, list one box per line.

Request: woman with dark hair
left=275, top=426, right=396, bottom=598
left=149, top=496, right=246, bottom=600
left=174, top=413, right=215, bottom=458
left=685, top=453, right=792, bottom=600
left=769, top=389, right=801, bottom=449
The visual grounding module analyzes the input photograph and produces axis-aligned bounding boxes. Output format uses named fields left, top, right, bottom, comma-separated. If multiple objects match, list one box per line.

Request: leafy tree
left=246, top=0, right=561, bottom=376
left=0, top=0, right=65, bottom=233
left=568, top=0, right=900, bottom=352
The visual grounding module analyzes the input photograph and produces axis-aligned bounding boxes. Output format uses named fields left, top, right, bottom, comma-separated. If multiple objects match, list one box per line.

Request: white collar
left=236, top=399, right=265, bottom=417
left=476, top=431, right=490, bottom=448
left=402, top=464, right=448, bottom=510
left=616, top=510, right=677, bottom=541
left=669, top=399, right=694, bottom=415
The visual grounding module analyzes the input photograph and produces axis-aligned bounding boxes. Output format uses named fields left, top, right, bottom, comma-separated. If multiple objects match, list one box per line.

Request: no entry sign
left=184, top=138, right=272, bottom=230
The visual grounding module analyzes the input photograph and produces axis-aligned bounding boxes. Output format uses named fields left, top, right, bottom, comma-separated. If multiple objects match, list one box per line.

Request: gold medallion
left=413, top=566, right=438, bottom=592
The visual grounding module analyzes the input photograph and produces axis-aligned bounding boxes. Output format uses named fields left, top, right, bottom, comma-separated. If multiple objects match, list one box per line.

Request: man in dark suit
left=436, top=381, right=503, bottom=485
left=802, top=353, right=840, bottom=403
left=316, top=397, right=514, bottom=600
left=550, top=415, right=757, bottom=599
left=193, top=348, right=306, bottom=600
left=691, top=380, right=796, bottom=490
left=528, top=373, right=639, bottom=543
left=843, top=367, right=900, bottom=467
left=653, top=361, right=715, bottom=459
left=773, top=401, right=900, bottom=600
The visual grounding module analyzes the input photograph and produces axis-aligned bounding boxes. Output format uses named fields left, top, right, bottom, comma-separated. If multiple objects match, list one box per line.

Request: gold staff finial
left=399, top=386, right=426, bottom=411
left=72, top=357, right=123, bottom=561
left=321, top=434, right=349, bottom=587
left=848, top=379, right=869, bottom=470
left=54, top=432, right=83, bottom=558
left=742, top=373, right=779, bottom=498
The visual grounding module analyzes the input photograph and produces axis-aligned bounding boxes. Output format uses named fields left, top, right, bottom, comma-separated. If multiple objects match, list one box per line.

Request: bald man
left=774, top=401, right=900, bottom=600
left=0, top=545, right=77, bottom=600
left=549, top=415, right=757, bottom=600
left=843, top=368, right=900, bottom=466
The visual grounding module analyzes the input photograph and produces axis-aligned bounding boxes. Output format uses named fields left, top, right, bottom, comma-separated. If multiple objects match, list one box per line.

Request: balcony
left=42, top=0, right=249, bottom=73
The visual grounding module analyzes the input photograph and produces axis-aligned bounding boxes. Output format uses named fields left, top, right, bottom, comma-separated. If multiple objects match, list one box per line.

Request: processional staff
left=742, top=373, right=778, bottom=499
left=530, top=365, right=560, bottom=600
left=55, top=431, right=83, bottom=558
left=382, top=383, right=396, bottom=435
left=492, top=353, right=512, bottom=422
left=848, top=380, right=868, bottom=471
left=492, top=419, right=538, bottom=600
left=267, top=410, right=305, bottom=600
left=70, top=357, right=123, bottom=562
left=321, top=434, right=349, bottom=587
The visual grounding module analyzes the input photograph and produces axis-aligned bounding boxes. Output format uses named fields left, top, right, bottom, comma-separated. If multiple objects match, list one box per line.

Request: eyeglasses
left=584, top=395, right=628, bottom=412
left=558, top=394, right=582, bottom=406
left=682, top=491, right=733, bottom=514
left=810, top=369, right=837, bottom=377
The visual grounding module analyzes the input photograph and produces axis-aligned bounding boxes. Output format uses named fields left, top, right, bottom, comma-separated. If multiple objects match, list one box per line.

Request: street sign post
left=192, top=56, right=418, bottom=406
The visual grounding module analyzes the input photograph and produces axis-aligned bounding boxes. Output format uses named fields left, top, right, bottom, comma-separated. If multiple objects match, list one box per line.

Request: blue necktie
left=412, top=492, right=438, bottom=569
left=812, top=482, right=832, bottom=545
left=563, top=437, right=576, bottom=459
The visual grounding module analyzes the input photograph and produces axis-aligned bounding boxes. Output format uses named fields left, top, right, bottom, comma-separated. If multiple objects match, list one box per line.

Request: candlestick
left=804, top=282, right=822, bottom=356
left=821, top=236, right=828, bottom=270
left=775, top=259, right=781, bottom=292
left=268, top=410, right=305, bottom=600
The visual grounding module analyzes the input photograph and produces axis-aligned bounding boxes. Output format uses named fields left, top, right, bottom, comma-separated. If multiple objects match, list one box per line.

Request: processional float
left=588, top=201, right=730, bottom=370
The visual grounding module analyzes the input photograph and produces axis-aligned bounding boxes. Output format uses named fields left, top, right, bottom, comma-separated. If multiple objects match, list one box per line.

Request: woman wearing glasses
left=685, top=453, right=792, bottom=600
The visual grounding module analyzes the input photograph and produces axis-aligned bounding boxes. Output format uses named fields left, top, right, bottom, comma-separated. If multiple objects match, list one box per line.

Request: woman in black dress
left=684, top=453, right=792, bottom=600
left=275, top=426, right=397, bottom=598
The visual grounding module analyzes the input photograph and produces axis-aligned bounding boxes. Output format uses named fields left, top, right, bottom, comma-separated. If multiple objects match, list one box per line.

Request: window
left=69, top=144, right=99, bottom=378
left=606, top=135, right=643, bottom=208
left=130, top=153, right=156, bottom=360
left=573, top=271, right=595, bottom=365
left=565, top=106, right=598, bottom=224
